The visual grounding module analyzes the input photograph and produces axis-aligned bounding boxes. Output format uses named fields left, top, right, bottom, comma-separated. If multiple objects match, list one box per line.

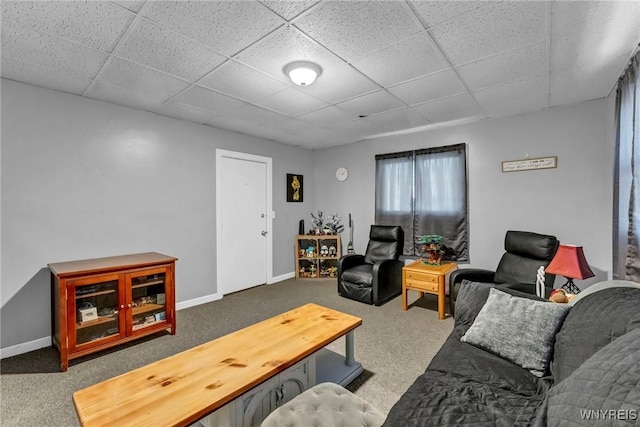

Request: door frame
left=215, top=149, right=273, bottom=295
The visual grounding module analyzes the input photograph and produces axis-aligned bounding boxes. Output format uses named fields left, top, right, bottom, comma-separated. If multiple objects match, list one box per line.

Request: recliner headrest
left=370, top=225, right=403, bottom=242
left=504, top=230, right=558, bottom=260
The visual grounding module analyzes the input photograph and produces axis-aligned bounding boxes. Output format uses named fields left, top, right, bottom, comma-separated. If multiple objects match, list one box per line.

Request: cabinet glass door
left=129, top=269, right=168, bottom=332
left=73, top=277, right=121, bottom=347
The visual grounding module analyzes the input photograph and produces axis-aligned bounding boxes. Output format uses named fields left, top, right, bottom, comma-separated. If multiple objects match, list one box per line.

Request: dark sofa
left=384, top=280, right=640, bottom=426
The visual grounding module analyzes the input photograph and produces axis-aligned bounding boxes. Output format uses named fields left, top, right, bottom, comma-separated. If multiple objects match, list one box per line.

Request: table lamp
left=545, top=244, right=595, bottom=294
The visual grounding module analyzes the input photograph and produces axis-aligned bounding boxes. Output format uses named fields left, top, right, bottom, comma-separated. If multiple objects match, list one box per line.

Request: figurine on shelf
left=327, top=266, right=338, bottom=277
left=309, top=264, right=317, bottom=277
left=328, top=245, right=337, bottom=257
left=320, top=245, right=329, bottom=257
left=306, top=245, right=315, bottom=257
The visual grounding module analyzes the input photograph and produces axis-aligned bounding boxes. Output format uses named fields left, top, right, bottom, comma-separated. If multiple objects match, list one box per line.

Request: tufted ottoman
left=261, top=382, right=385, bottom=427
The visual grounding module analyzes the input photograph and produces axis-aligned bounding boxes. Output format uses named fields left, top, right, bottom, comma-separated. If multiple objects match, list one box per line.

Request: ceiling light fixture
left=283, top=61, right=322, bottom=86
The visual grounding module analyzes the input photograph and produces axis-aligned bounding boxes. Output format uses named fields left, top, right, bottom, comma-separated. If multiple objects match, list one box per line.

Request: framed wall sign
left=501, top=156, right=557, bottom=173
left=287, top=174, right=303, bottom=202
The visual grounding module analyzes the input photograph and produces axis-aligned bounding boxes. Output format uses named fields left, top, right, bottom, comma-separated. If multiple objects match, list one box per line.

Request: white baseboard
left=269, top=272, right=295, bottom=283
left=0, top=336, right=51, bottom=359
left=1, top=276, right=295, bottom=359
left=176, top=292, right=222, bottom=310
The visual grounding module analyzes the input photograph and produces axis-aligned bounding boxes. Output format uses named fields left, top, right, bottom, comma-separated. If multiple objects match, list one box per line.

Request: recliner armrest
left=338, top=254, right=366, bottom=277
left=371, top=259, right=404, bottom=305
left=449, top=268, right=496, bottom=318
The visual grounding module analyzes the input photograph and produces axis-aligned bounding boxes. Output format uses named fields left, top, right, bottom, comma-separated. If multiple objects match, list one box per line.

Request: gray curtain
left=375, top=144, right=468, bottom=261
left=614, top=50, right=640, bottom=280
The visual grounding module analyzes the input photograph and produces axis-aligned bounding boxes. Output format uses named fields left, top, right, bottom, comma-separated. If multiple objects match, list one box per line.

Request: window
left=375, top=143, right=468, bottom=261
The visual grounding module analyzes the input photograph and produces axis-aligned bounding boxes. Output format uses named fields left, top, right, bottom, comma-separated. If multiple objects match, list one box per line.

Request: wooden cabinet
left=49, top=252, right=177, bottom=371
left=294, top=235, right=341, bottom=279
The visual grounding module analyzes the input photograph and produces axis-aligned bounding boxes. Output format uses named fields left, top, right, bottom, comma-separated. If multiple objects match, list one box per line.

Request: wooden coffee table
left=402, top=260, right=457, bottom=319
left=73, top=303, right=362, bottom=427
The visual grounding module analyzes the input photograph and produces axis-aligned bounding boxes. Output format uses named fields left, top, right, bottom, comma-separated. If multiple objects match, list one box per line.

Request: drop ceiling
left=2, top=1, right=639, bottom=149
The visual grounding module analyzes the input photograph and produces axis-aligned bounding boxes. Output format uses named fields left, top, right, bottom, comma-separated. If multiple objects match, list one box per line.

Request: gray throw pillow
left=461, top=287, right=571, bottom=377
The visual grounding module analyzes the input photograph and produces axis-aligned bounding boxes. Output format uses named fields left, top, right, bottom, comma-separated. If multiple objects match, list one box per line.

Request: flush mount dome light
left=283, top=61, right=322, bottom=86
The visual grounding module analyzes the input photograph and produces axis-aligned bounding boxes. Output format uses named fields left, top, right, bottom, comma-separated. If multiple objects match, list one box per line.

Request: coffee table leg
left=345, top=331, right=355, bottom=366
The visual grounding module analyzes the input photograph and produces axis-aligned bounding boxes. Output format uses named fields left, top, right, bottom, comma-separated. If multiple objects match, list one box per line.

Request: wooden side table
left=402, top=260, right=457, bottom=319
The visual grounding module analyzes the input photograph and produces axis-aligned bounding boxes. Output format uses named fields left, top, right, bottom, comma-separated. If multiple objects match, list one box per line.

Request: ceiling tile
left=549, top=67, right=615, bottom=107
left=113, top=19, right=226, bottom=82
left=112, top=1, right=147, bottom=14
left=429, top=1, right=546, bottom=66
left=407, top=1, right=491, bottom=29
left=199, top=61, right=289, bottom=103
left=293, top=1, right=421, bottom=60
left=297, top=106, right=357, bottom=126
left=172, top=85, right=248, bottom=115
left=364, top=108, right=431, bottom=132
left=204, top=114, right=272, bottom=139
left=1, top=1, right=134, bottom=52
left=388, top=69, right=467, bottom=106
left=473, top=76, right=548, bottom=109
left=85, top=80, right=165, bottom=111
left=482, top=95, right=548, bottom=120
left=551, top=1, right=640, bottom=39
left=457, top=41, right=547, bottom=91
left=260, top=0, right=319, bottom=20
left=142, top=1, right=283, bottom=57
left=413, top=93, right=481, bottom=121
left=351, top=33, right=449, bottom=86
left=1, top=20, right=107, bottom=95
left=329, top=119, right=386, bottom=138
left=155, top=102, right=221, bottom=126
left=98, top=57, right=190, bottom=100
left=235, top=103, right=295, bottom=128
left=335, top=91, right=406, bottom=117
left=300, top=63, right=379, bottom=104
left=256, top=87, right=327, bottom=116
left=236, top=25, right=342, bottom=83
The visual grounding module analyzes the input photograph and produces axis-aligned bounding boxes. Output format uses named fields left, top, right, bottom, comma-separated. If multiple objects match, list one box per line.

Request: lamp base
left=561, top=278, right=581, bottom=294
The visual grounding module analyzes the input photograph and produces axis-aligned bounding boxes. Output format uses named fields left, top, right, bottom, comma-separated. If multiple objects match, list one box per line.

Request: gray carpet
left=0, top=278, right=453, bottom=426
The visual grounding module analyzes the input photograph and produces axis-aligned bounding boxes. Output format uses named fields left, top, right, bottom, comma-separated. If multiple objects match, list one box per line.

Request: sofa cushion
left=454, top=280, right=546, bottom=329
left=461, top=288, right=571, bottom=377
left=383, top=368, right=548, bottom=427
left=341, top=264, right=373, bottom=286
left=551, top=286, right=640, bottom=383
left=546, top=327, right=640, bottom=426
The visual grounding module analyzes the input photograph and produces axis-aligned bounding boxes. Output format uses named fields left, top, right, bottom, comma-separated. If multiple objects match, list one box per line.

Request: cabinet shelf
left=132, top=280, right=164, bottom=289
left=132, top=303, right=164, bottom=316
left=75, top=289, right=115, bottom=299
left=76, top=315, right=117, bottom=329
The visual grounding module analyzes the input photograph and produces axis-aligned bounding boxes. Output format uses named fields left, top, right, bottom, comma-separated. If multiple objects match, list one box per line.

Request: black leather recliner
left=338, top=225, right=404, bottom=306
left=449, top=230, right=559, bottom=316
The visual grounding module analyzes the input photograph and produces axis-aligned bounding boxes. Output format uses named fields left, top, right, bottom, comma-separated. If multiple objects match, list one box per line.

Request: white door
left=216, top=150, right=272, bottom=295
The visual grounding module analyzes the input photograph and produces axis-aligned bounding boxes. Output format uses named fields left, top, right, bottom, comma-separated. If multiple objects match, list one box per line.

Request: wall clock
left=336, top=167, right=349, bottom=182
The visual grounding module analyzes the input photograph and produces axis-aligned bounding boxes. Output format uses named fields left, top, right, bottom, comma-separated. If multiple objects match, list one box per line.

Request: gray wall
left=0, top=79, right=313, bottom=349
left=0, top=78, right=617, bottom=354
left=313, top=98, right=615, bottom=288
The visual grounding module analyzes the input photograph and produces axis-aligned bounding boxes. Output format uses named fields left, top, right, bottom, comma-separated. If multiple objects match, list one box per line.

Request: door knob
left=261, top=231, right=268, bottom=236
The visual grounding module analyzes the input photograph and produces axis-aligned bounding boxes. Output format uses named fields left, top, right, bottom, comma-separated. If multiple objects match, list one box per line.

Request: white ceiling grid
left=1, top=0, right=639, bottom=149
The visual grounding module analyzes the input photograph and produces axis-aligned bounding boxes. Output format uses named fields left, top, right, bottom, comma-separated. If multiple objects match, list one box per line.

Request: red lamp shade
left=545, top=244, right=595, bottom=280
